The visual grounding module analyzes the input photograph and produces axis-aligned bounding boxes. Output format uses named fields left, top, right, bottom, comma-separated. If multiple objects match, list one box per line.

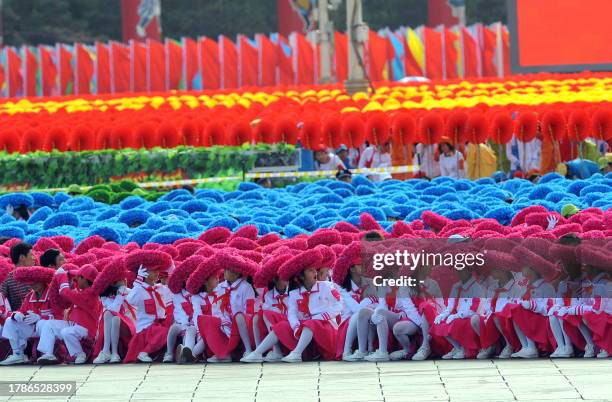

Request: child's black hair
left=14, top=205, right=30, bottom=221
left=10, top=242, right=32, bottom=265
left=100, top=285, right=119, bottom=298
left=40, top=248, right=61, bottom=267
left=341, top=272, right=353, bottom=292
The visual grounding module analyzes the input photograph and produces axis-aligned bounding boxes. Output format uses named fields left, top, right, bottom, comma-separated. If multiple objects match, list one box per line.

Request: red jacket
left=58, top=273, right=101, bottom=336
left=17, top=287, right=64, bottom=320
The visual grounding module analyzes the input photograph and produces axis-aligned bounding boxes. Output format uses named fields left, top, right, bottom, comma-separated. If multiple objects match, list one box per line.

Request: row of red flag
left=0, top=23, right=509, bottom=98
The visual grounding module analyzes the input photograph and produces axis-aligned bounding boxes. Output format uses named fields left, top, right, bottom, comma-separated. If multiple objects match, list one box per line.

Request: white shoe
left=498, top=344, right=513, bottom=359
left=93, top=351, right=111, bottom=364
left=240, top=352, right=263, bottom=363
left=207, top=355, right=232, bottom=363
left=0, top=354, right=28, bottom=366
left=554, top=346, right=574, bottom=358
left=109, top=353, right=121, bottom=364
left=137, top=352, right=153, bottom=363
left=74, top=352, right=87, bottom=364
left=477, top=346, right=495, bottom=359
left=281, top=351, right=302, bottom=363
left=37, top=354, right=58, bottom=365
left=180, top=346, right=194, bottom=364
left=162, top=352, right=174, bottom=363
left=550, top=347, right=563, bottom=358
left=389, top=349, right=409, bottom=361
left=263, top=350, right=284, bottom=362
left=412, top=346, right=431, bottom=361
left=511, top=347, right=538, bottom=359
left=343, top=350, right=368, bottom=362
left=583, top=344, right=595, bottom=358
left=596, top=350, right=609, bottom=359
left=452, top=348, right=465, bottom=359
left=442, top=348, right=458, bottom=360
left=364, top=349, right=390, bottom=362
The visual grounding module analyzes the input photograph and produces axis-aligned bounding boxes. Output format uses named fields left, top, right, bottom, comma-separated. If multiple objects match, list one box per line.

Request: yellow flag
left=406, top=28, right=425, bottom=74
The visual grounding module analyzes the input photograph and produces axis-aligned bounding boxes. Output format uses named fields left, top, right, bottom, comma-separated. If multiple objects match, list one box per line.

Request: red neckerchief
left=385, top=287, right=398, bottom=310
left=522, top=283, right=534, bottom=301
left=122, top=301, right=137, bottom=318
left=298, top=283, right=319, bottom=316
left=365, top=148, right=376, bottom=168
left=201, top=292, right=215, bottom=315
left=272, top=289, right=288, bottom=314
left=214, top=279, right=242, bottom=315
left=351, top=281, right=367, bottom=303
left=181, top=291, right=194, bottom=318
left=143, top=283, right=165, bottom=319
left=492, top=280, right=513, bottom=309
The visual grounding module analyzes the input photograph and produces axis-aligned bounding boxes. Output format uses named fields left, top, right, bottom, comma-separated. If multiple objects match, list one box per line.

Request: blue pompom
left=195, top=189, right=224, bottom=203
left=88, top=225, right=124, bottom=244
left=238, top=182, right=261, bottom=192
left=283, top=224, right=307, bottom=237
left=118, top=209, right=152, bottom=226
left=318, top=194, right=344, bottom=204
left=147, top=201, right=171, bottom=214
left=158, top=209, right=190, bottom=219
left=28, top=207, right=52, bottom=224
left=30, top=192, right=55, bottom=208
left=444, top=208, right=477, bottom=220
left=208, top=217, right=238, bottom=230
left=0, top=214, right=15, bottom=224
left=0, top=225, right=25, bottom=239
left=119, top=196, right=147, bottom=210
left=160, top=189, right=193, bottom=202
left=0, top=193, right=34, bottom=209
left=352, top=175, right=375, bottom=188
left=59, top=196, right=95, bottom=212
left=129, top=229, right=156, bottom=246
left=96, top=208, right=120, bottom=221
left=355, top=185, right=376, bottom=196
left=539, top=172, right=564, bottom=184
left=53, top=192, right=71, bottom=205
left=180, top=200, right=209, bottom=214
left=290, top=214, right=315, bottom=230
left=159, top=222, right=188, bottom=234
left=579, top=184, right=610, bottom=197
left=43, top=212, right=79, bottom=230
left=484, top=206, right=514, bottom=225
left=149, top=232, right=185, bottom=244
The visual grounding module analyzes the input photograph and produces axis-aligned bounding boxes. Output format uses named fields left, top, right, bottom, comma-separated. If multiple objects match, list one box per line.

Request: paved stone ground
left=0, top=359, right=610, bottom=402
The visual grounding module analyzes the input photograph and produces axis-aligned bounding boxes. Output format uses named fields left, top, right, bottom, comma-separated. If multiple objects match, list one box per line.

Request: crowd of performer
left=0, top=231, right=609, bottom=365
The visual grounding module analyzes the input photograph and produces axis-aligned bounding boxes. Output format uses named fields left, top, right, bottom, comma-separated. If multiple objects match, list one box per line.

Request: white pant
left=37, top=320, right=70, bottom=356
left=2, top=318, right=43, bottom=355
left=61, top=324, right=88, bottom=357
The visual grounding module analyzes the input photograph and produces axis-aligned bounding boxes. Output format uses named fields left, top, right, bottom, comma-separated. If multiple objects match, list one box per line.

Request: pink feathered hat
left=198, top=227, right=231, bottom=245
left=124, top=250, right=174, bottom=273
left=14, top=266, right=55, bottom=285
left=254, top=252, right=290, bottom=288
left=314, top=244, right=336, bottom=269
left=176, top=241, right=204, bottom=261
left=232, top=224, right=258, bottom=240
left=332, top=241, right=361, bottom=285
left=0, top=259, right=12, bottom=285
left=214, top=250, right=259, bottom=277
left=168, top=255, right=205, bottom=294
left=74, top=235, right=106, bottom=255
left=186, top=256, right=222, bottom=294
left=307, top=229, right=342, bottom=248
left=278, top=248, right=323, bottom=281
left=228, top=237, right=260, bottom=251
left=514, top=246, right=561, bottom=281
left=91, top=257, right=128, bottom=296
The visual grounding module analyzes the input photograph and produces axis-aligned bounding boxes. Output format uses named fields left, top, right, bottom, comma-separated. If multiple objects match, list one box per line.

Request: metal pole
left=344, top=0, right=368, bottom=94
left=318, top=0, right=332, bottom=83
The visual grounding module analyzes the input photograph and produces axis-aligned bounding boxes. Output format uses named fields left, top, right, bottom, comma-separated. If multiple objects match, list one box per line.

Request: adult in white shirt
left=357, top=143, right=392, bottom=182
left=415, top=143, right=440, bottom=178
left=438, top=142, right=466, bottom=179
left=506, top=137, right=541, bottom=175
left=314, top=148, right=346, bottom=171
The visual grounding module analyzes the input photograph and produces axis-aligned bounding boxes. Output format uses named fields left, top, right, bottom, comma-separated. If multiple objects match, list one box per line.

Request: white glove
left=546, top=215, right=559, bottom=231
left=434, top=314, right=447, bottom=325
left=5, top=205, right=14, bottom=216
left=370, top=313, right=384, bottom=325
left=137, top=265, right=149, bottom=279
left=117, top=285, right=128, bottom=295
left=55, top=267, right=66, bottom=275
left=12, top=312, right=24, bottom=322
left=556, top=306, right=568, bottom=316
left=548, top=305, right=560, bottom=315
left=24, top=312, right=41, bottom=325
left=445, top=313, right=459, bottom=323
left=521, top=300, right=531, bottom=309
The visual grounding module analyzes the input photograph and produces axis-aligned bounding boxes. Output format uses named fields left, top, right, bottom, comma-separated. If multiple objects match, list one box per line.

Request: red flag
left=502, top=27, right=510, bottom=77
left=423, top=27, right=443, bottom=79
left=166, top=39, right=183, bottom=90
left=75, top=44, right=93, bottom=95
left=58, top=45, right=73, bottom=95
left=481, top=26, right=497, bottom=77
left=147, top=39, right=166, bottom=91
left=96, top=42, right=111, bottom=94
left=444, top=28, right=458, bottom=79
left=367, top=30, right=388, bottom=82
left=334, top=31, right=348, bottom=83
left=39, top=46, right=58, bottom=96
left=23, top=47, right=38, bottom=97
left=294, top=33, right=314, bottom=85
left=111, top=42, right=130, bottom=92
left=258, top=34, right=277, bottom=87
left=238, top=35, right=258, bottom=87
left=403, top=35, right=423, bottom=76
left=131, top=40, right=146, bottom=92
left=183, top=38, right=198, bottom=90
left=461, top=28, right=479, bottom=78
left=200, top=37, right=220, bottom=90
left=219, top=35, right=238, bottom=89
left=275, top=35, right=294, bottom=86
left=6, top=48, right=22, bottom=97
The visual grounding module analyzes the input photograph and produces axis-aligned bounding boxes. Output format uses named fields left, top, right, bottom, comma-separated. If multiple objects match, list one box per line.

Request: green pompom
left=87, top=184, right=112, bottom=193
left=67, top=184, right=82, bottom=194
left=119, top=180, right=139, bottom=192
left=112, top=192, right=133, bottom=204
left=86, top=189, right=111, bottom=204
